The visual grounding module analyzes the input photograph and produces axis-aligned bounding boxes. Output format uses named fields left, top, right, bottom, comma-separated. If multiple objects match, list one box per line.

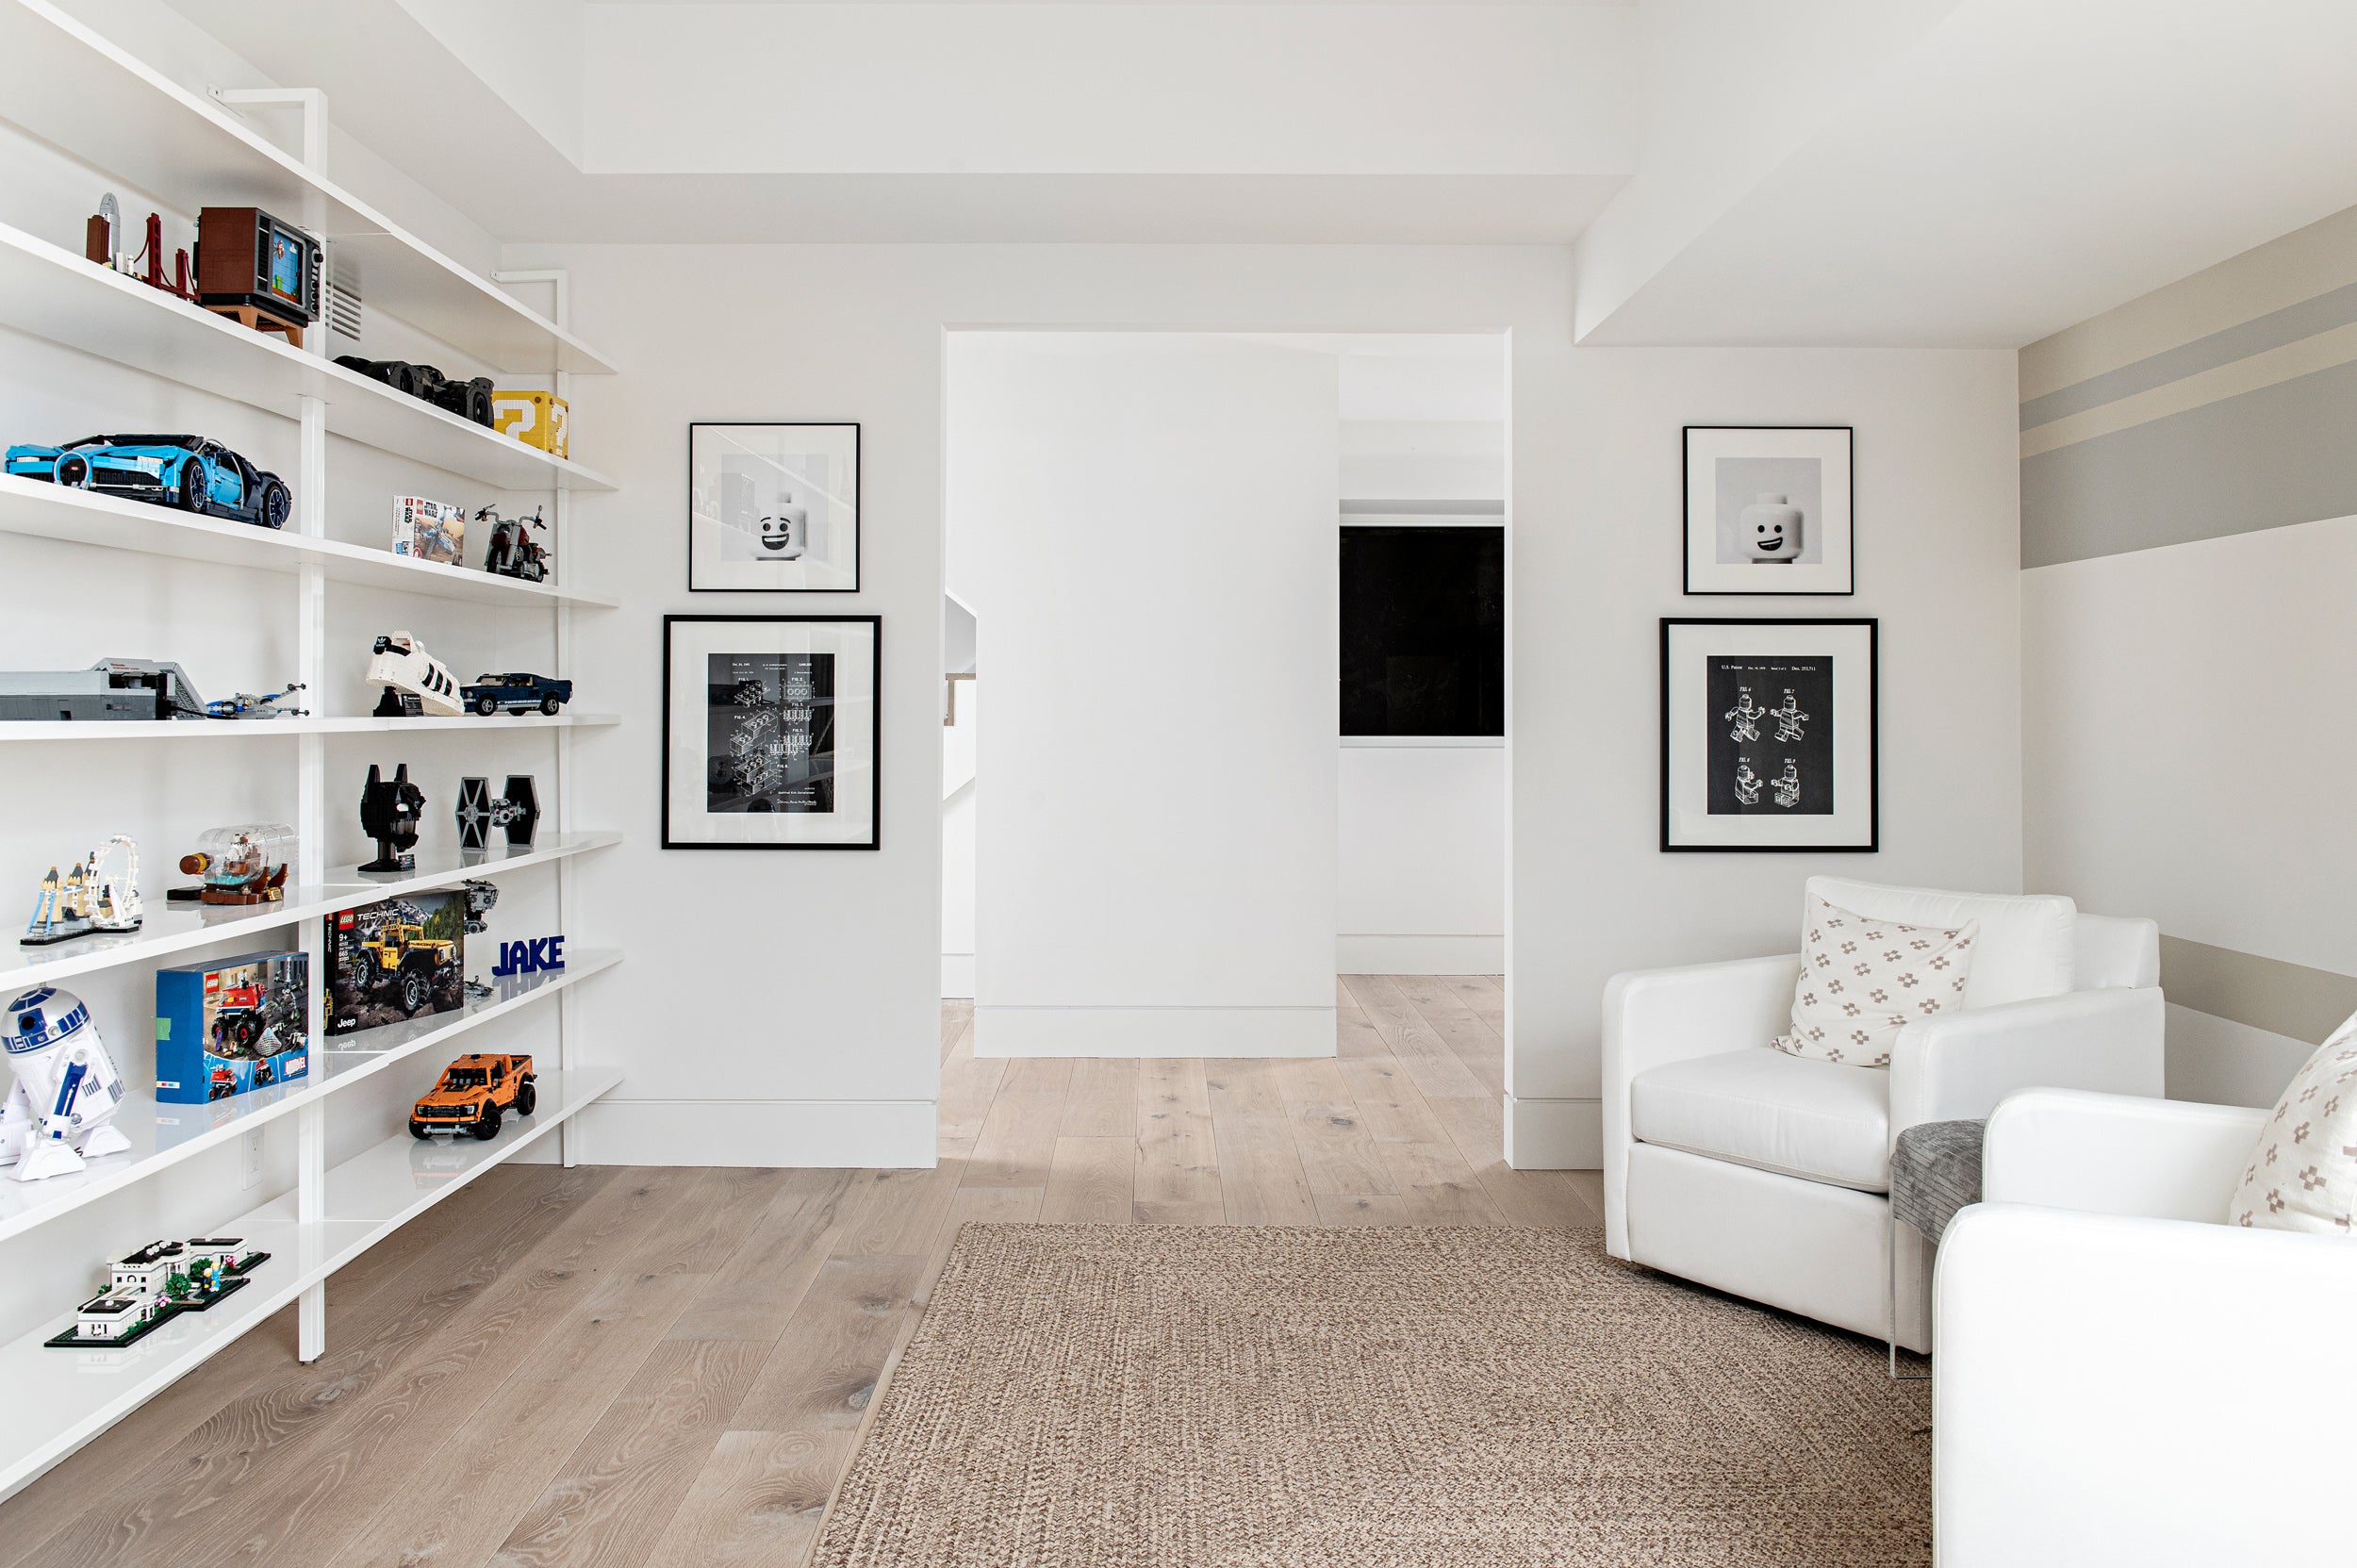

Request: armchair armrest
left=1887, top=986, right=2163, bottom=1141
left=1600, top=953, right=1798, bottom=1255
left=1935, top=1202, right=2357, bottom=1567
left=1984, top=1088, right=2263, bottom=1220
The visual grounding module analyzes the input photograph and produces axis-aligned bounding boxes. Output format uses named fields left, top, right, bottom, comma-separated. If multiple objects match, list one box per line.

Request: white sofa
left=1934, top=1088, right=2357, bottom=1566
left=1601, top=878, right=2164, bottom=1352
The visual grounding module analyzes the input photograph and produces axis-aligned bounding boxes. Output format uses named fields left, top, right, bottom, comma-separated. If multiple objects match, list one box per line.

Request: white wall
left=950, top=333, right=1340, bottom=1058
left=1505, top=345, right=2023, bottom=1165
left=1337, top=744, right=1505, bottom=974
left=515, top=239, right=2023, bottom=1169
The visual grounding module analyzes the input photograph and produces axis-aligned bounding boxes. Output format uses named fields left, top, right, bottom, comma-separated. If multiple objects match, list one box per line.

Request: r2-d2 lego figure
left=5, top=987, right=131, bottom=1182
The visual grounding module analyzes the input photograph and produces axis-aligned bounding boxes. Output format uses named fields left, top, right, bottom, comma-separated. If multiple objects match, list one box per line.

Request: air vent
left=324, top=245, right=363, bottom=343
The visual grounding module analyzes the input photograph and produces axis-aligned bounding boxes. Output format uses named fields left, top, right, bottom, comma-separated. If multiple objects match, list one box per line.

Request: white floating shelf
left=0, top=832, right=620, bottom=992
left=0, top=951, right=618, bottom=1248
left=264, top=1066, right=623, bottom=1235
left=0, top=223, right=617, bottom=493
left=0, top=476, right=618, bottom=609
left=0, top=1066, right=620, bottom=1500
left=0, top=0, right=616, bottom=377
left=0, top=712, right=620, bottom=741
left=0, top=1214, right=375, bottom=1500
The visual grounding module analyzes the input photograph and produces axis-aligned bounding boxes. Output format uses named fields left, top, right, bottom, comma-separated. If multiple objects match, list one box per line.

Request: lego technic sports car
left=5, top=435, right=290, bottom=529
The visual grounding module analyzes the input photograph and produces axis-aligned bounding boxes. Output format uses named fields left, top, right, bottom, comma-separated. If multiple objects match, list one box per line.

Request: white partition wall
left=950, top=333, right=1340, bottom=1058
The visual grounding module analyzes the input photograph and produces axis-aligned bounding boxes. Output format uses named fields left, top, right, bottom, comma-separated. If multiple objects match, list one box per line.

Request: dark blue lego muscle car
left=461, top=672, right=573, bottom=717
left=5, top=435, right=290, bottom=529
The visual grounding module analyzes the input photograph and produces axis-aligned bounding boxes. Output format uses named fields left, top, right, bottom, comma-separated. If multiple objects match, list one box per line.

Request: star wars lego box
left=391, top=495, right=466, bottom=566
left=154, top=949, right=309, bottom=1104
left=322, top=891, right=466, bottom=1036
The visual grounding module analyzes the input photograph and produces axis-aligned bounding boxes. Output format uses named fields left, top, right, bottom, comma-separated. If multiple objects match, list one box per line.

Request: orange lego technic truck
left=407, top=1052, right=536, bottom=1141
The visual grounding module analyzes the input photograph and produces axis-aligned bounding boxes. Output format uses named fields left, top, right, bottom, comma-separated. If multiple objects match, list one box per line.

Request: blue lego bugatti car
left=4, top=435, right=290, bottom=529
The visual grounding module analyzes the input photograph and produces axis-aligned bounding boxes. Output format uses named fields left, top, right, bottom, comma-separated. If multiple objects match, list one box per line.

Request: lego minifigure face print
left=756, top=498, right=808, bottom=559
left=1683, top=427, right=1854, bottom=595
left=689, top=423, right=860, bottom=591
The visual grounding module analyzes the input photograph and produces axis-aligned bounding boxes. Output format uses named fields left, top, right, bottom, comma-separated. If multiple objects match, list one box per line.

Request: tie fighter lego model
left=359, top=765, right=426, bottom=874
left=454, top=776, right=539, bottom=854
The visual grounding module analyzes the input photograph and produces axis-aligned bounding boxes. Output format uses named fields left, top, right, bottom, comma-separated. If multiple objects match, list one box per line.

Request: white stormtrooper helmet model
left=5, top=986, right=131, bottom=1181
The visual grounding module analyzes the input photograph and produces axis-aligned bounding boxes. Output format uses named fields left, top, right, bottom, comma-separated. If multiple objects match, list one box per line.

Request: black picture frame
left=661, top=614, right=882, bottom=850
left=686, top=421, right=863, bottom=594
left=1659, top=617, right=1877, bottom=853
left=1681, top=424, right=1855, bottom=597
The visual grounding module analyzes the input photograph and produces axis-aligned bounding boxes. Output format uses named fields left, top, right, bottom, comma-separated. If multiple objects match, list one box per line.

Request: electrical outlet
left=242, top=1129, right=265, bottom=1190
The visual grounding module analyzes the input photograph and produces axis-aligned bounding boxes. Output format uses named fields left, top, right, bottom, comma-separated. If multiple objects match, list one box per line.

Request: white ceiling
left=166, top=0, right=1635, bottom=244
left=149, top=0, right=2357, bottom=347
left=1574, top=0, right=2357, bottom=347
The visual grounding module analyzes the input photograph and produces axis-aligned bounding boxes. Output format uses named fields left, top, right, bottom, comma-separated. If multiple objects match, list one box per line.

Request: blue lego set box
left=154, top=949, right=309, bottom=1104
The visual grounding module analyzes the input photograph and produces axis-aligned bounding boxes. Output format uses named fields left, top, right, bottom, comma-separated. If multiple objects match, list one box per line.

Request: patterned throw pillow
left=1771, top=893, right=1979, bottom=1069
left=2230, top=1011, right=2357, bottom=1234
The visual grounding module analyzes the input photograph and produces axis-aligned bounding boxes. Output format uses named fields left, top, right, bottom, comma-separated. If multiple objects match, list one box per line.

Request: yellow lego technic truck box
left=323, top=891, right=465, bottom=1035
left=491, top=389, right=569, bottom=458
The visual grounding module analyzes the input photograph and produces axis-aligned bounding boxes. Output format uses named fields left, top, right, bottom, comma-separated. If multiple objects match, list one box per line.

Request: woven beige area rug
left=813, top=1225, right=1931, bottom=1568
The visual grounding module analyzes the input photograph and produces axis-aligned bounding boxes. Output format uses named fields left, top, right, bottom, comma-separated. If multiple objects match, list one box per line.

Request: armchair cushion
left=1631, top=1048, right=1890, bottom=1192
left=2231, top=1009, right=2357, bottom=1233
left=1772, top=890, right=1977, bottom=1067
left=1807, top=876, right=2074, bottom=1008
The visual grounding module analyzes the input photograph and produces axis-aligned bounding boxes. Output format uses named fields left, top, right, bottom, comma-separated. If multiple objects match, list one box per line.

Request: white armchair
left=1601, top=878, right=2163, bottom=1351
left=1935, top=1089, right=2357, bottom=1566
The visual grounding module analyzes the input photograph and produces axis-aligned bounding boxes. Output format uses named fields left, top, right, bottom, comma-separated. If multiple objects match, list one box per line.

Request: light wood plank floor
left=0, top=976, right=1601, bottom=1568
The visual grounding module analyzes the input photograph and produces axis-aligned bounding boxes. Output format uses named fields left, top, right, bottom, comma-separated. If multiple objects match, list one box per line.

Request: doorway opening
left=939, top=330, right=1508, bottom=1106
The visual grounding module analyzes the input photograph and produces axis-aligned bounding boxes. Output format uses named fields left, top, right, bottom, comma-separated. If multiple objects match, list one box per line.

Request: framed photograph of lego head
left=688, top=422, right=861, bottom=592
left=662, top=614, right=881, bottom=850
left=1682, top=425, right=1854, bottom=596
left=1660, top=618, right=1876, bottom=852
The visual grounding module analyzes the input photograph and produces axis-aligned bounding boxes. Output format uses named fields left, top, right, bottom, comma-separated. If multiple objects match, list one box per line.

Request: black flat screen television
left=1339, top=524, right=1504, bottom=738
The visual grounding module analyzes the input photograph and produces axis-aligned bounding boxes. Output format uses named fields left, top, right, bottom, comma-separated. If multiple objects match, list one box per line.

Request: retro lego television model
left=155, top=949, right=309, bottom=1104
left=195, top=206, right=321, bottom=332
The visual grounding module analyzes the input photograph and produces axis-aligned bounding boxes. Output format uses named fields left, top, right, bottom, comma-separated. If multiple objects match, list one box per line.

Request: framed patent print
left=688, top=421, right=861, bottom=592
left=662, top=615, right=880, bottom=850
left=1683, top=425, right=1854, bottom=596
left=1660, top=618, right=1876, bottom=852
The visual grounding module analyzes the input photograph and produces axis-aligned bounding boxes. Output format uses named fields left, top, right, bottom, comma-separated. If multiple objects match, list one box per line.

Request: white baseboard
left=572, top=1098, right=937, bottom=1168
left=1504, top=1094, right=1602, bottom=1170
left=942, top=953, right=975, bottom=999
left=1335, top=934, right=1504, bottom=975
left=974, top=1005, right=1336, bottom=1058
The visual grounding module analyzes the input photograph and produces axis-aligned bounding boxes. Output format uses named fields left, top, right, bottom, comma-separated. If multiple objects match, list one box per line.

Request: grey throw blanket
left=1890, top=1118, right=1986, bottom=1243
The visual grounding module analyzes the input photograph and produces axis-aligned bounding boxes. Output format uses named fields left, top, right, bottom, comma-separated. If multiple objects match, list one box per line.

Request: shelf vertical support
left=294, top=390, right=330, bottom=1360
left=494, top=267, right=582, bottom=1167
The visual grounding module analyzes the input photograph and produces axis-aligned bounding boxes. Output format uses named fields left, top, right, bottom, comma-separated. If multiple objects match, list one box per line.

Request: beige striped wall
left=2021, top=203, right=2357, bottom=1106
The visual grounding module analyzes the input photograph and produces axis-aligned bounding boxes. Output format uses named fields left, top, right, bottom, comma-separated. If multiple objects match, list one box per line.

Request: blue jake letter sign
left=490, top=935, right=566, bottom=978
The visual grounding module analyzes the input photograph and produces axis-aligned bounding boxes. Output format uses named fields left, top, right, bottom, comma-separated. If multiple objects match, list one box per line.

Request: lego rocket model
left=5, top=987, right=131, bottom=1181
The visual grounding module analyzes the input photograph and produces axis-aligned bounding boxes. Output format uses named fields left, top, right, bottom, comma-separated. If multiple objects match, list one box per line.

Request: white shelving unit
left=0, top=1066, right=622, bottom=1495
left=0, top=714, right=621, bottom=742
left=0, top=476, right=619, bottom=608
left=0, top=0, right=613, bottom=376
left=0, top=0, right=624, bottom=1499
left=0, top=223, right=617, bottom=491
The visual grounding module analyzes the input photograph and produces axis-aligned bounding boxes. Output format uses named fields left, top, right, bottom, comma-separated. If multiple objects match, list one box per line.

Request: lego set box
left=323, top=891, right=466, bottom=1036
left=154, top=949, right=309, bottom=1104
left=391, top=495, right=465, bottom=566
